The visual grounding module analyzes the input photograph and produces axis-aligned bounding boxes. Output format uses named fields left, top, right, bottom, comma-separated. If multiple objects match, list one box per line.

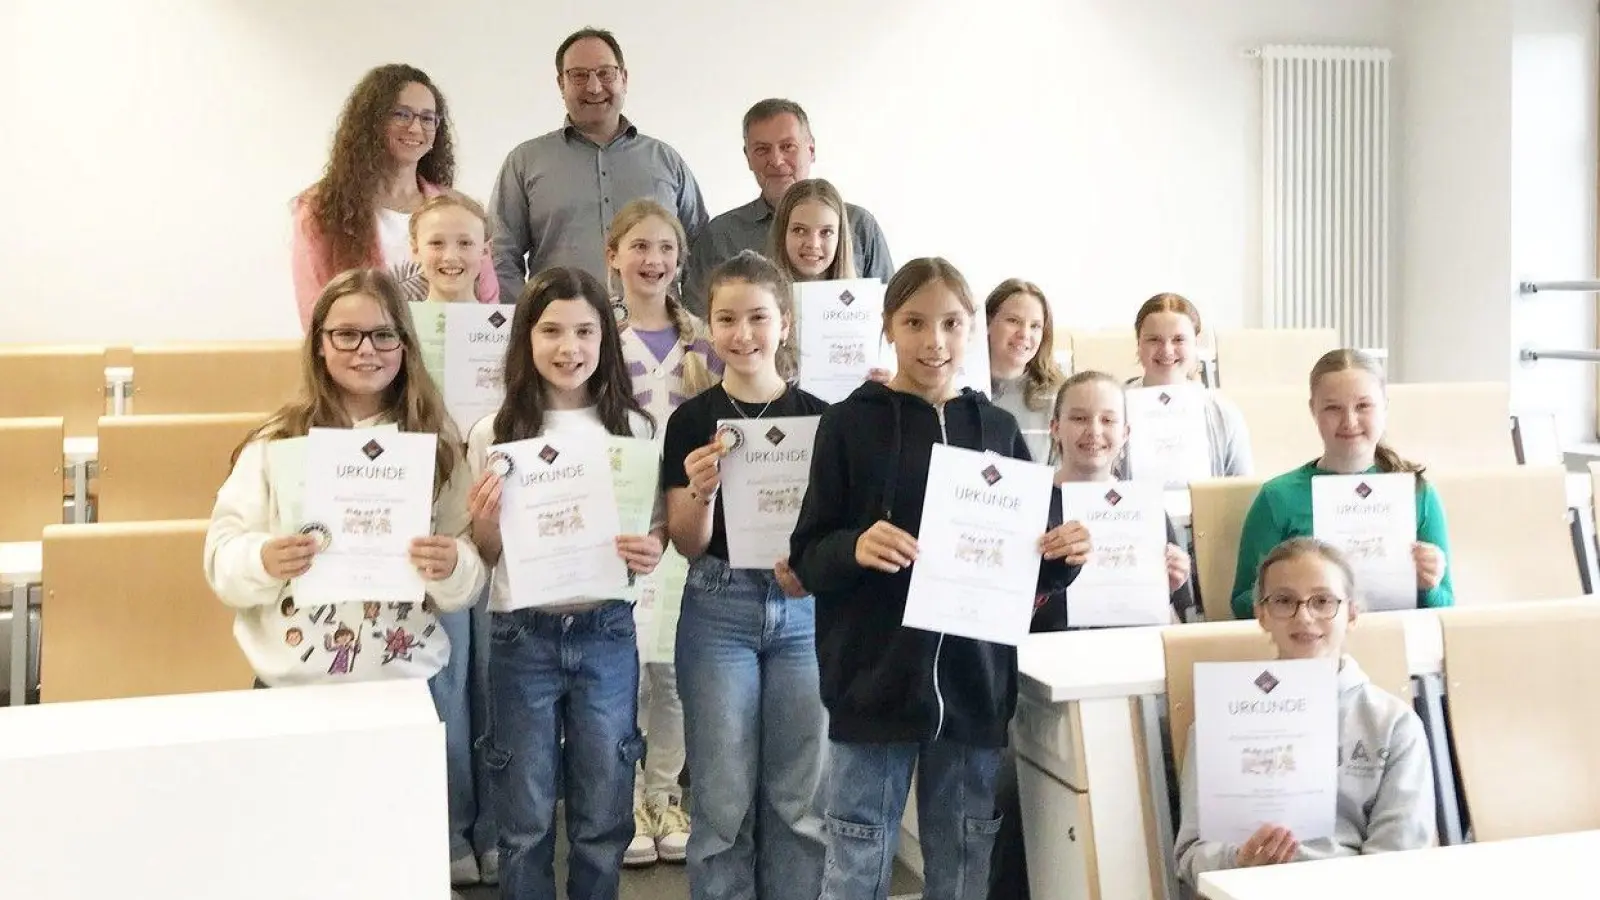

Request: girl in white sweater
left=204, top=267, right=486, bottom=685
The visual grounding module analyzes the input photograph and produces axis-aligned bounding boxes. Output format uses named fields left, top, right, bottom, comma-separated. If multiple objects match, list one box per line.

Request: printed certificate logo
left=1104, top=488, right=1123, bottom=507
left=765, top=425, right=787, bottom=446
left=361, top=439, right=385, bottom=460
left=1158, top=392, right=1173, bottom=406
left=838, top=289, right=855, bottom=306
left=1253, top=669, right=1281, bottom=694
left=1355, top=482, right=1373, bottom=499
left=538, top=444, right=561, bottom=465
left=487, top=310, right=507, bottom=328
left=981, top=464, right=1003, bottom=486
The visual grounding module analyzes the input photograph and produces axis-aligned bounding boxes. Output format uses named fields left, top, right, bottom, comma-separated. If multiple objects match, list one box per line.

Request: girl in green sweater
left=1229, top=349, right=1452, bottom=618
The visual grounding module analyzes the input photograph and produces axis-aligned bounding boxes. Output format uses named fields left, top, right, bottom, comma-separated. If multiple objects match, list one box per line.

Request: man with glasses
left=489, top=28, right=708, bottom=303
left=682, top=98, right=894, bottom=316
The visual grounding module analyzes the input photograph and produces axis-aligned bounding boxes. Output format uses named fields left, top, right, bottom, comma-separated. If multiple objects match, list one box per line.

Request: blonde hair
left=1133, top=292, right=1204, bottom=382
left=1308, top=348, right=1425, bottom=488
left=708, top=250, right=798, bottom=382
left=408, top=190, right=492, bottom=243
left=604, top=200, right=715, bottom=399
left=1253, top=536, right=1361, bottom=611
left=236, top=268, right=460, bottom=497
left=986, top=278, right=1065, bottom=411
left=768, top=178, right=857, bottom=283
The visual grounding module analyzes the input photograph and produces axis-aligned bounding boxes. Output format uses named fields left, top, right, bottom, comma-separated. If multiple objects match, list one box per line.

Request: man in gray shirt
left=682, top=99, right=894, bottom=316
left=489, top=27, right=709, bottom=302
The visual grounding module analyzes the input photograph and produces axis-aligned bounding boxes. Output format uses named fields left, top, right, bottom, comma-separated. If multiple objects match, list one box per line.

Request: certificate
left=494, top=431, right=629, bottom=609
left=408, top=301, right=448, bottom=387
left=606, top=435, right=662, bottom=602
left=442, top=303, right=511, bottom=435
left=716, top=415, right=820, bottom=569
left=1125, top=384, right=1212, bottom=488
left=1311, top=472, right=1418, bottom=610
left=902, top=444, right=1053, bottom=646
left=1193, top=658, right=1339, bottom=844
left=795, top=278, right=886, bottom=403
left=267, top=424, right=398, bottom=532
left=634, top=546, right=689, bottom=664
left=293, top=427, right=436, bottom=606
left=1060, top=480, right=1171, bottom=626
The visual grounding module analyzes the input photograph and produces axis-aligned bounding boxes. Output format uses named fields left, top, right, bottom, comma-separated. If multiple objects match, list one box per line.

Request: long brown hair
left=494, top=267, right=651, bottom=443
left=1308, top=348, right=1425, bottom=487
left=301, top=65, right=457, bottom=278
left=1133, top=292, right=1204, bottom=382
left=605, top=200, right=716, bottom=398
left=237, top=268, right=460, bottom=497
left=708, top=250, right=797, bottom=382
left=986, top=278, right=1065, bottom=411
left=768, top=178, right=857, bottom=283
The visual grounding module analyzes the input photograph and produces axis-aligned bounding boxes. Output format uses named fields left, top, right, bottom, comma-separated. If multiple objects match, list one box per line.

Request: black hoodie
left=789, top=382, right=1080, bottom=747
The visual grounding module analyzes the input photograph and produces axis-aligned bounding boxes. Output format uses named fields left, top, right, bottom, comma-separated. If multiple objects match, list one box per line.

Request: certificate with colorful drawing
left=493, top=431, right=629, bottom=609
left=1193, top=658, right=1339, bottom=843
left=902, top=444, right=1053, bottom=646
left=1311, top=472, right=1417, bottom=611
left=1125, top=384, right=1212, bottom=488
left=795, top=278, right=886, bottom=403
left=442, top=304, right=511, bottom=435
left=1060, top=480, right=1171, bottom=626
left=293, top=427, right=436, bottom=606
left=716, top=416, right=821, bottom=570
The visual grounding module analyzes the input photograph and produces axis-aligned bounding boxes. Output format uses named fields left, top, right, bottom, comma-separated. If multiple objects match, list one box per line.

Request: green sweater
left=1230, top=462, right=1455, bottom=618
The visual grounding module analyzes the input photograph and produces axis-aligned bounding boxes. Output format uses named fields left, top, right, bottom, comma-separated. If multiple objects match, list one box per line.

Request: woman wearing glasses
left=290, top=64, right=498, bottom=330
left=1172, top=537, right=1437, bottom=884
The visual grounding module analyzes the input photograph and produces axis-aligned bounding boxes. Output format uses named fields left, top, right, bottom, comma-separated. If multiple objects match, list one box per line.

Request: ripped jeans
left=483, top=600, right=643, bottom=900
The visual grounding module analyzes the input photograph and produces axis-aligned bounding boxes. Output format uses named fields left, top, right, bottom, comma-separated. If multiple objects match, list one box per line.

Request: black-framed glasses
left=563, top=65, right=621, bottom=86
left=323, top=328, right=402, bottom=352
left=1259, top=593, right=1345, bottom=620
left=390, top=108, right=440, bottom=130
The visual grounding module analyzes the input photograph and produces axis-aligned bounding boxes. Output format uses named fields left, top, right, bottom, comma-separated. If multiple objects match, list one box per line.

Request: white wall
left=2, top=0, right=1399, bottom=347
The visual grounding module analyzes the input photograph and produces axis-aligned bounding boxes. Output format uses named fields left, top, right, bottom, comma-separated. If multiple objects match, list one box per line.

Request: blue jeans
left=819, top=740, right=1002, bottom=900
left=428, top=595, right=499, bottom=862
left=676, top=555, right=827, bottom=900
left=484, top=600, right=643, bottom=900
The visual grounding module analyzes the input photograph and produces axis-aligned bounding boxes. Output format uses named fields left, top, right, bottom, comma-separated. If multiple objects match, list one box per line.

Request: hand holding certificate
left=1193, top=658, right=1339, bottom=845
left=901, top=445, right=1054, bottom=646
left=1311, top=472, right=1417, bottom=610
left=492, top=431, right=630, bottom=609
left=293, top=427, right=437, bottom=606
left=795, top=279, right=886, bottom=403
left=1060, top=480, right=1171, bottom=626
left=716, top=416, right=820, bottom=570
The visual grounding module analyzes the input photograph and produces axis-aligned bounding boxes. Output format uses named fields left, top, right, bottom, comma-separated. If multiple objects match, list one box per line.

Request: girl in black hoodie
left=789, top=258, right=1088, bottom=900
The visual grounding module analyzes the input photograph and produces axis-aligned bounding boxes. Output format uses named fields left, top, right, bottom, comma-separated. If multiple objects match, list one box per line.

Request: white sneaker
left=652, top=796, right=691, bottom=863
left=624, top=803, right=659, bottom=867
left=479, top=848, right=499, bottom=885
left=449, top=853, right=481, bottom=886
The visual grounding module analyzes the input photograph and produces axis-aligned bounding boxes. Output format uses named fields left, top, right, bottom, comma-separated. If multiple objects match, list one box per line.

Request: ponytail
left=665, top=294, right=719, bottom=399
left=1373, top=441, right=1426, bottom=491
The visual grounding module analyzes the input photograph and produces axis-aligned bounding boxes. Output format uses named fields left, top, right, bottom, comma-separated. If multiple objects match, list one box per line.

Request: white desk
left=1014, top=610, right=1447, bottom=900
left=0, top=541, right=42, bottom=707
left=0, top=679, right=448, bottom=900
left=1198, top=829, right=1597, bottom=899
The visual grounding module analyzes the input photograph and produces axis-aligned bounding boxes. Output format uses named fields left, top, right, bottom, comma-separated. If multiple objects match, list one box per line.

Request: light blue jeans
left=676, top=554, right=827, bottom=900
left=427, top=596, right=498, bottom=863
left=819, top=739, right=1002, bottom=900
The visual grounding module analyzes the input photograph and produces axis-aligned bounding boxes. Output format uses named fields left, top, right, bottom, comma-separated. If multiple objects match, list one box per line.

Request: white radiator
left=1255, top=45, right=1392, bottom=350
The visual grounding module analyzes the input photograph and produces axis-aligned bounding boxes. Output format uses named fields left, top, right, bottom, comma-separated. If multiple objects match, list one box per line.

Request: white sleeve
left=203, top=440, right=285, bottom=610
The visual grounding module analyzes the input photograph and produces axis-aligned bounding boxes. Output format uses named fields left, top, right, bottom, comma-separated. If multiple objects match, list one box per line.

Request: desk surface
left=1198, top=830, right=1598, bottom=899
left=0, top=542, right=42, bottom=585
left=1018, top=609, right=1444, bottom=704
left=0, top=679, right=438, bottom=759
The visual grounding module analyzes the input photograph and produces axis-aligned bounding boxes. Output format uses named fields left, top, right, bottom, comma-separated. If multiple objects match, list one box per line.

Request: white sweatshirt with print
left=1173, top=654, right=1437, bottom=883
left=203, top=417, right=486, bottom=686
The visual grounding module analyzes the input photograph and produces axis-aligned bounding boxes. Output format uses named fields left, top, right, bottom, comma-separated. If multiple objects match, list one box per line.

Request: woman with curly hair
left=290, top=64, right=497, bottom=329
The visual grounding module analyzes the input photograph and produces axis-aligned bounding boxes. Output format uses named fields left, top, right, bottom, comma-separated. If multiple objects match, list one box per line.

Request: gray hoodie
left=1173, top=655, right=1437, bottom=883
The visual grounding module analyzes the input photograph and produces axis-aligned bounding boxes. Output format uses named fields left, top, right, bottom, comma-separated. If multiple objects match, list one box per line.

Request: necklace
left=724, top=383, right=784, bottom=420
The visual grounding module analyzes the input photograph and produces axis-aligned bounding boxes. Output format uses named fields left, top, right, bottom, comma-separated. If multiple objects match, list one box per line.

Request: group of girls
left=205, top=166, right=1451, bottom=900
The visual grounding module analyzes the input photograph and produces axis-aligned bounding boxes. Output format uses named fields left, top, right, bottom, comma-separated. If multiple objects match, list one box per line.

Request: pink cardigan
left=290, top=178, right=499, bottom=330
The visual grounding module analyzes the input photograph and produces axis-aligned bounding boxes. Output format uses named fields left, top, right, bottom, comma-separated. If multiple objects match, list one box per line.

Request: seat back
left=1066, top=330, right=1142, bottom=383
left=0, top=417, right=65, bottom=542
left=1427, top=466, right=1582, bottom=604
left=1386, top=383, right=1515, bottom=470
left=1439, top=600, right=1600, bottom=840
left=1218, top=387, right=1320, bottom=476
left=131, top=341, right=301, bottom=414
left=40, top=520, right=254, bottom=701
left=96, top=413, right=267, bottom=522
left=0, top=346, right=107, bottom=437
left=1188, top=478, right=1265, bottom=621
left=1212, top=328, right=1338, bottom=389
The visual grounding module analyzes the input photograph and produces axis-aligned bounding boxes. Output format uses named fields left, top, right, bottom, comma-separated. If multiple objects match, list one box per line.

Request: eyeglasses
left=1258, top=593, right=1346, bottom=620
left=563, top=65, right=621, bottom=86
left=390, top=108, right=440, bottom=130
left=323, top=328, right=403, bottom=352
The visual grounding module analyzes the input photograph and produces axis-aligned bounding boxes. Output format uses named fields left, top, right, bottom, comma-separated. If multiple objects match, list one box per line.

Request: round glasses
left=323, top=328, right=402, bottom=352
left=1258, top=593, right=1345, bottom=620
left=390, top=108, right=440, bottom=130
